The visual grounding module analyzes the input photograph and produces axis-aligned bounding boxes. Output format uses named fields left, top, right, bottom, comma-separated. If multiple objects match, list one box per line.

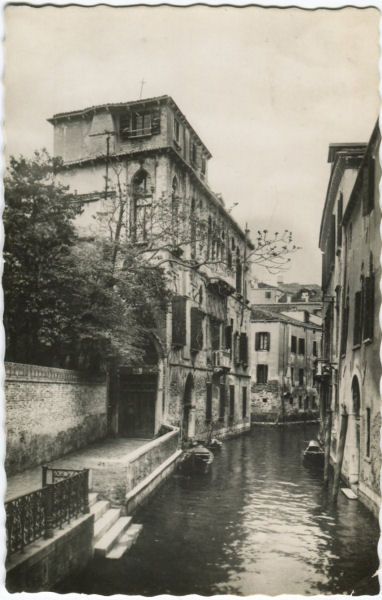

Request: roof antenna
left=139, top=78, right=146, bottom=99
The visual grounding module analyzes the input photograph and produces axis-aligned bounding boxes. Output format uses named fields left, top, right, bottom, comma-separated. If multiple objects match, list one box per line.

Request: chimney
left=277, top=275, right=284, bottom=286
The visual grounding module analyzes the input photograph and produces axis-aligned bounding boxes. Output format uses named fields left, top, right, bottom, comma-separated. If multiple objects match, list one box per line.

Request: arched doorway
left=182, top=373, right=195, bottom=441
left=349, top=375, right=361, bottom=484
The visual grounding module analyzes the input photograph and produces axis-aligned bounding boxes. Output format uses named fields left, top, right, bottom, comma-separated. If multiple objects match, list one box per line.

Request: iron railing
left=5, top=467, right=89, bottom=557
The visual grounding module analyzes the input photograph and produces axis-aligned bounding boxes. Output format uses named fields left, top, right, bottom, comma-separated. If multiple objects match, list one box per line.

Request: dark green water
left=57, top=424, right=379, bottom=596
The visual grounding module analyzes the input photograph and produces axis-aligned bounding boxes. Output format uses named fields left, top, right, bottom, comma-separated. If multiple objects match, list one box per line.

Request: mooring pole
left=331, top=406, right=348, bottom=502
left=323, top=409, right=332, bottom=486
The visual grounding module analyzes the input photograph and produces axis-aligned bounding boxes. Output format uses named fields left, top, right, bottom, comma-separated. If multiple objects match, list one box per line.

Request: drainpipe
left=331, top=405, right=348, bottom=502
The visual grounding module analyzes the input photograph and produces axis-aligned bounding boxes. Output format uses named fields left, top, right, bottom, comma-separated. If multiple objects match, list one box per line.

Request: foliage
left=3, top=151, right=169, bottom=370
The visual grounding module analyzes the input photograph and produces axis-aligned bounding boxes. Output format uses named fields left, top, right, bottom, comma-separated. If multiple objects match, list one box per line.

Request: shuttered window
left=225, top=324, right=232, bottom=352
left=172, top=296, right=187, bottom=346
left=219, top=384, right=226, bottom=419
left=340, top=296, right=349, bottom=356
left=313, top=341, right=318, bottom=357
left=298, top=338, right=305, bottom=355
left=291, top=336, right=297, bottom=353
left=229, top=385, right=235, bottom=419
left=255, top=332, right=270, bottom=351
left=210, top=318, right=220, bottom=351
left=239, top=333, right=248, bottom=364
left=206, top=383, right=212, bottom=422
left=299, top=369, right=304, bottom=386
left=242, top=387, right=247, bottom=418
left=337, top=194, right=343, bottom=247
left=364, top=274, right=375, bottom=340
left=257, top=364, right=268, bottom=384
left=363, top=157, right=375, bottom=216
left=191, top=307, right=204, bottom=351
left=353, top=291, right=362, bottom=346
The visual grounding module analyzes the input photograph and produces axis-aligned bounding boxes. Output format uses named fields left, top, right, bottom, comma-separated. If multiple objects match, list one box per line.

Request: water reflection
left=57, top=424, right=379, bottom=596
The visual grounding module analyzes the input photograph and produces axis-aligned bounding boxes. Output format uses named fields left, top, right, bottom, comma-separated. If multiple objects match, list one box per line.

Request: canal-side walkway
left=6, top=437, right=148, bottom=501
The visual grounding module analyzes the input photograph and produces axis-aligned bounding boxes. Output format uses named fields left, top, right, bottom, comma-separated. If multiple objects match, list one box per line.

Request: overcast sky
left=4, top=5, right=379, bottom=284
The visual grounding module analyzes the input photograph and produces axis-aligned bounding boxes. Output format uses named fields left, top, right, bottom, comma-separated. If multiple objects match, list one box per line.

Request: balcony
left=212, top=349, right=231, bottom=371
left=314, top=358, right=331, bottom=380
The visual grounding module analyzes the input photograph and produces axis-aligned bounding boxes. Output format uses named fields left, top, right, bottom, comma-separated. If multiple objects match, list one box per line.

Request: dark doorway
left=119, top=373, right=157, bottom=438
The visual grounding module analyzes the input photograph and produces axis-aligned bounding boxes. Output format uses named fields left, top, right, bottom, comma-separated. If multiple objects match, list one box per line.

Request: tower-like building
left=48, top=95, right=253, bottom=442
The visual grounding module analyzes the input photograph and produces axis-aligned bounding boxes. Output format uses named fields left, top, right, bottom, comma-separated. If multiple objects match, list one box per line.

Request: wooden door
left=119, top=374, right=157, bottom=438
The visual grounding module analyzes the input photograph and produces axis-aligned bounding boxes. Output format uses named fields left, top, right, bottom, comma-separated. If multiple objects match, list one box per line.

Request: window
left=174, top=118, right=180, bottom=143
left=225, top=322, right=233, bottom=354
left=132, top=112, right=151, bottom=137
left=364, top=273, right=375, bottom=341
left=190, top=141, right=197, bottom=165
left=239, top=333, right=248, bottom=365
left=172, top=296, right=187, bottom=346
left=132, top=169, right=152, bottom=241
left=229, top=386, right=235, bottom=419
left=201, top=157, right=206, bottom=175
left=190, top=198, right=196, bottom=260
left=227, top=248, right=232, bottom=269
left=353, top=290, right=362, bottom=346
left=265, top=291, right=271, bottom=299
left=291, top=336, right=297, bottom=353
left=171, top=177, right=179, bottom=244
left=298, top=396, right=302, bottom=409
left=341, top=295, right=349, bottom=355
left=236, top=250, right=242, bottom=294
left=366, top=408, right=371, bottom=457
left=298, top=338, right=305, bottom=355
left=219, top=384, right=226, bottom=420
left=290, top=367, right=294, bottom=385
left=312, top=341, right=317, bottom=357
left=289, top=397, right=293, bottom=406
left=262, top=397, right=268, bottom=403
left=210, top=318, right=220, bottom=351
left=190, top=307, right=204, bottom=352
left=255, top=332, right=270, bottom=351
left=257, top=364, right=268, bottom=384
left=242, top=387, right=247, bottom=418
left=304, top=396, right=308, bottom=410
left=337, top=193, right=343, bottom=247
left=298, top=369, right=304, bottom=386
left=206, top=383, right=212, bottom=422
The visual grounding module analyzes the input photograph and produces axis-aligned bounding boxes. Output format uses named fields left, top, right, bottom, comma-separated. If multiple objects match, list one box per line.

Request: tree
left=3, top=151, right=170, bottom=369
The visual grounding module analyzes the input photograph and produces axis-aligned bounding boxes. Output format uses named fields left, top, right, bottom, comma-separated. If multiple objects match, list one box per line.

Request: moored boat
left=303, top=440, right=324, bottom=467
left=179, top=443, right=214, bottom=475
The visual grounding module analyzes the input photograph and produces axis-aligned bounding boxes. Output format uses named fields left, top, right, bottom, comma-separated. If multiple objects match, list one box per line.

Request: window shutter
left=225, top=325, right=232, bottom=351
left=219, top=384, right=226, bottom=419
left=364, top=274, right=375, bottom=340
left=172, top=296, right=187, bottom=346
left=240, top=333, right=248, bottom=364
left=340, top=298, right=349, bottom=355
left=267, top=333, right=271, bottom=350
left=191, top=307, right=204, bottom=351
left=255, top=332, right=260, bottom=351
left=151, top=107, right=161, bottom=135
left=353, top=291, right=362, bottom=345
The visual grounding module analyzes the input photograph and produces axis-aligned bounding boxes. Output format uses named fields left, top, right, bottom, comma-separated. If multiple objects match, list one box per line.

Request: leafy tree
left=3, top=151, right=169, bottom=369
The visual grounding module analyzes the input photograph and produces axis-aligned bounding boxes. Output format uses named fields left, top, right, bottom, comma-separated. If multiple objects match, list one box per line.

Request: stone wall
left=5, top=362, right=107, bottom=476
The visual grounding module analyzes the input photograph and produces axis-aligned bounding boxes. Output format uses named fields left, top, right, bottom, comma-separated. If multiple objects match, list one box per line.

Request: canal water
left=57, top=424, right=379, bottom=596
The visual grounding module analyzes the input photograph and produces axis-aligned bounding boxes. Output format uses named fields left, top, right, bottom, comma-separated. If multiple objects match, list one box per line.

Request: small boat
left=303, top=440, right=324, bottom=467
left=207, top=438, right=223, bottom=452
left=179, top=443, right=214, bottom=475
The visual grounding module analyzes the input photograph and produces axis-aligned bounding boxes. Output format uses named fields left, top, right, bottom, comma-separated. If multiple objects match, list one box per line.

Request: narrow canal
left=58, top=424, right=379, bottom=596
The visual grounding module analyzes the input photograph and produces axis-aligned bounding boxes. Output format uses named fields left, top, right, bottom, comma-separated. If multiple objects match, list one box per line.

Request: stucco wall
left=5, top=362, right=107, bottom=476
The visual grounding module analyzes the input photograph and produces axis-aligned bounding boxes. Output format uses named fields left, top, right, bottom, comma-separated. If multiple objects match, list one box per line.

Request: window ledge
left=352, top=344, right=361, bottom=351
left=363, top=456, right=371, bottom=464
left=363, top=338, right=373, bottom=346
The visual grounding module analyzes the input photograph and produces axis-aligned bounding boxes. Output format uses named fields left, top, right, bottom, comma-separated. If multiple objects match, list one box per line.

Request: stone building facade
left=48, top=95, right=252, bottom=443
left=318, top=123, right=380, bottom=517
left=250, top=306, right=321, bottom=423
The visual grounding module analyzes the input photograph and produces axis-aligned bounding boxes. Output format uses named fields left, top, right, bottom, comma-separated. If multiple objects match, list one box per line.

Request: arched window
left=132, top=169, right=152, bottom=241
left=351, top=376, right=360, bottom=416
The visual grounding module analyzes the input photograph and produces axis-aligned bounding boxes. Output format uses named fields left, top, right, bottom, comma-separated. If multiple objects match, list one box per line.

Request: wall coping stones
left=5, top=362, right=105, bottom=385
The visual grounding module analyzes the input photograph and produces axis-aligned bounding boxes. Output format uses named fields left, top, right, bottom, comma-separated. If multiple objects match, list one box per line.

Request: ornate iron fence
left=5, top=467, right=89, bottom=557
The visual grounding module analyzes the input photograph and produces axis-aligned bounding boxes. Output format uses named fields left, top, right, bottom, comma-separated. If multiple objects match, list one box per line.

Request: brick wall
left=5, top=362, right=107, bottom=476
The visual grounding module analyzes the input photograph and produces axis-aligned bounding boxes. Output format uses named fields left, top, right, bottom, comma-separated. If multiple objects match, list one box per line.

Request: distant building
left=318, top=124, right=380, bottom=517
left=250, top=305, right=321, bottom=424
left=48, top=95, right=253, bottom=443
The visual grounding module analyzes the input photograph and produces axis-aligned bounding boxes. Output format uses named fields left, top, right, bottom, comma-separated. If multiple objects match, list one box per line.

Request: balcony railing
left=212, top=349, right=231, bottom=370
left=5, top=467, right=89, bottom=557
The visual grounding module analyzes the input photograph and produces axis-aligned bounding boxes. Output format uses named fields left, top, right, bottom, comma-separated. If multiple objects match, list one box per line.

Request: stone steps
left=90, top=493, right=143, bottom=560
left=94, top=516, right=132, bottom=556
left=106, top=524, right=143, bottom=560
